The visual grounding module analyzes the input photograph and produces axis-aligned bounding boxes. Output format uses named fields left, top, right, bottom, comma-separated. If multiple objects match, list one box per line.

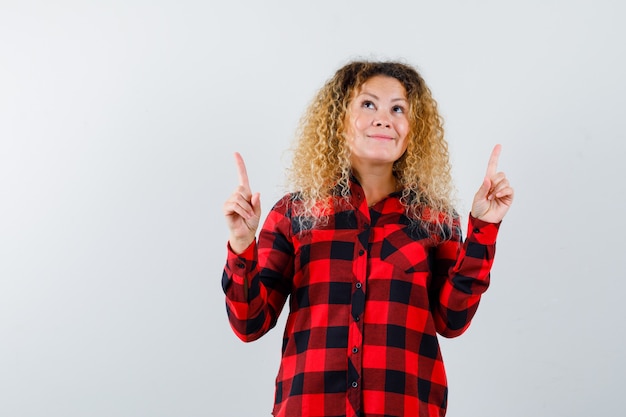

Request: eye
left=362, top=100, right=375, bottom=109
left=392, top=105, right=405, bottom=114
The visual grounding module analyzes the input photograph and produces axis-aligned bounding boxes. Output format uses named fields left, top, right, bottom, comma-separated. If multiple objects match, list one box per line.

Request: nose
left=373, top=111, right=391, bottom=128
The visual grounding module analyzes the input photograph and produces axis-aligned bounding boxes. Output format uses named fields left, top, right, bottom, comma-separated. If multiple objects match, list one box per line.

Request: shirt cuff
left=226, top=240, right=257, bottom=284
left=467, top=214, right=500, bottom=245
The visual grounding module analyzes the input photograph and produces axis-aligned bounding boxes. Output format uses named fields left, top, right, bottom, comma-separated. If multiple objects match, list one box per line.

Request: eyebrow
left=358, top=92, right=408, bottom=103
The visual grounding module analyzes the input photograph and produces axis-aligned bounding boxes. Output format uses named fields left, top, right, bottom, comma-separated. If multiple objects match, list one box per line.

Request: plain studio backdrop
left=1, top=1, right=624, bottom=416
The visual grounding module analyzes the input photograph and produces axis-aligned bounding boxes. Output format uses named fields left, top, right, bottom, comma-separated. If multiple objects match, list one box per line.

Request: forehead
left=355, top=75, right=408, bottom=99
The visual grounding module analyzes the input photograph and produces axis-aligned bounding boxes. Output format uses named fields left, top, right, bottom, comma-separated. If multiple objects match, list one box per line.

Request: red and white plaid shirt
left=222, top=179, right=500, bottom=417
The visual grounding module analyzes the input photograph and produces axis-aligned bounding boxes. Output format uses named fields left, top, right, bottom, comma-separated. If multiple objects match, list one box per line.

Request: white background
left=1, top=1, right=625, bottom=416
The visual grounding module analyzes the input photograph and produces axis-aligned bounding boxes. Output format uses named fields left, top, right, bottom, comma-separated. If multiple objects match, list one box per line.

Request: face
left=344, top=75, right=410, bottom=170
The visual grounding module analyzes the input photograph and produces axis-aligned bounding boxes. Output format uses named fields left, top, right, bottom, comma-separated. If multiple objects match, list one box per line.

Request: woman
left=222, top=61, right=514, bottom=417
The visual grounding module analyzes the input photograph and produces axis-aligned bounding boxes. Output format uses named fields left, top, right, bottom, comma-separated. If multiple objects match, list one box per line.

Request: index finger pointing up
left=486, top=144, right=502, bottom=177
left=234, top=152, right=251, bottom=191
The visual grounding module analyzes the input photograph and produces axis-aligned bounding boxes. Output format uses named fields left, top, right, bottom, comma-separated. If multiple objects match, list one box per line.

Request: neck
left=352, top=167, right=398, bottom=207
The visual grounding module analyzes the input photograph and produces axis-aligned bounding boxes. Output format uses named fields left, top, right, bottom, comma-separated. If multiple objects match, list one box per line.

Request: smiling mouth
left=368, top=135, right=394, bottom=140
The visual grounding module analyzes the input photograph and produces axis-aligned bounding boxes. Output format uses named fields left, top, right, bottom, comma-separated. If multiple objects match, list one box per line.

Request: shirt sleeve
left=430, top=214, right=501, bottom=338
left=221, top=196, right=295, bottom=342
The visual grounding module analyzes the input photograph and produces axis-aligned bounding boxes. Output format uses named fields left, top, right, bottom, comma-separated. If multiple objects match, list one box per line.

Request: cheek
left=398, top=122, right=410, bottom=151
left=400, top=119, right=410, bottom=134
left=352, top=114, right=370, bottom=132
left=397, top=120, right=410, bottom=141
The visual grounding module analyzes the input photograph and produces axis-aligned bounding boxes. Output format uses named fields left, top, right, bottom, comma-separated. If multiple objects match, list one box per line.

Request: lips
left=368, top=134, right=394, bottom=140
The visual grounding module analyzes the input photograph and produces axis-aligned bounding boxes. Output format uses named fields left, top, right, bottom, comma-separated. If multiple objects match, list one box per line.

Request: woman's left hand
left=471, top=144, right=514, bottom=223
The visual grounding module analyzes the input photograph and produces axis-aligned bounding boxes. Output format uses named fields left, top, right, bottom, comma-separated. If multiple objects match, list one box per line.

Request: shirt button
left=352, top=381, right=358, bottom=388
left=236, top=262, right=245, bottom=269
left=355, top=282, right=362, bottom=289
left=355, top=316, right=360, bottom=322
left=358, top=249, right=365, bottom=256
left=352, top=347, right=359, bottom=354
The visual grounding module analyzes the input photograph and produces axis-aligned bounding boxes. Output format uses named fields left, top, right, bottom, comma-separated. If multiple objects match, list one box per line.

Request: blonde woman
left=222, top=61, right=514, bottom=417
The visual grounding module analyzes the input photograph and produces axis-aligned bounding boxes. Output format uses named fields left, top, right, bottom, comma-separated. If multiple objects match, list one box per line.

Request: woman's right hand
left=223, top=152, right=261, bottom=254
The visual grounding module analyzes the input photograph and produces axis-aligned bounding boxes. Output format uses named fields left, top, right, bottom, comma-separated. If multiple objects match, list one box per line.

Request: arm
left=430, top=215, right=500, bottom=338
left=431, top=145, right=513, bottom=337
left=222, top=193, right=295, bottom=342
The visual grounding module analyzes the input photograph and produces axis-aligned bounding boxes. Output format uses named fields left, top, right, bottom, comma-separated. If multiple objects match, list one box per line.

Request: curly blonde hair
left=288, top=60, right=456, bottom=229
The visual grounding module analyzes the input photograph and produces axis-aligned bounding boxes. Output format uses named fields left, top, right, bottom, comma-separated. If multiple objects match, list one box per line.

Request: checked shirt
left=222, top=179, right=500, bottom=417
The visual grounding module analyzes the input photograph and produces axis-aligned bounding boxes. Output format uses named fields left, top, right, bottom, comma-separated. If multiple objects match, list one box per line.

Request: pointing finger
left=234, top=152, right=251, bottom=191
left=486, top=144, right=502, bottom=178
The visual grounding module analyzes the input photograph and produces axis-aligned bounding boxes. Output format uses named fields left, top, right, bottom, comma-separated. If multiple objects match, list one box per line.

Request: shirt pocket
left=376, top=223, right=435, bottom=286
